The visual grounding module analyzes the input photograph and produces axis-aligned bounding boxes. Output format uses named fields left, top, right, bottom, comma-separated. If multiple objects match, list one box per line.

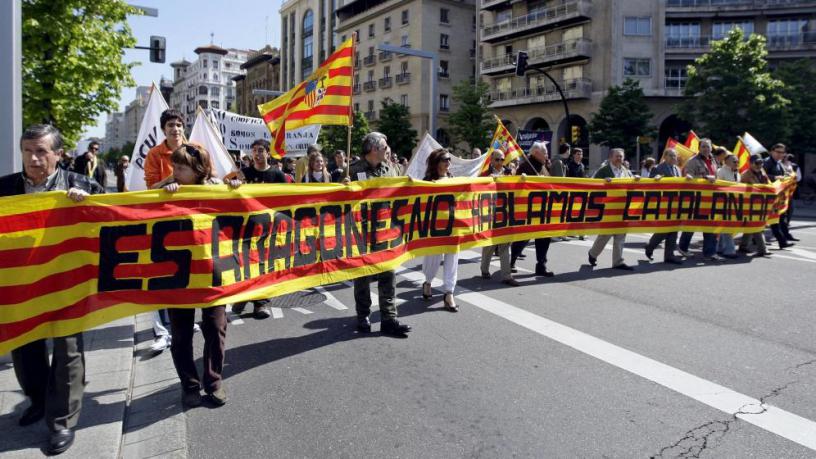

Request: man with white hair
left=588, top=148, right=638, bottom=270
left=510, top=141, right=554, bottom=278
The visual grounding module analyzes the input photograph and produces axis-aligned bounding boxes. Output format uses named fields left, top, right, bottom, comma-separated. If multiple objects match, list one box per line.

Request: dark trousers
left=678, top=232, right=717, bottom=257
left=353, top=270, right=397, bottom=320
left=645, top=232, right=678, bottom=261
left=510, top=238, right=551, bottom=268
left=12, top=334, right=85, bottom=431
left=770, top=223, right=788, bottom=246
left=168, top=306, right=226, bottom=394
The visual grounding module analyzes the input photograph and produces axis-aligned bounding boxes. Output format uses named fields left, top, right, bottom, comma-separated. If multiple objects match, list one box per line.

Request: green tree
left=587, top=78, right=655, bottom=156
left=680, top=28, right=789, bottom=147
left=376, top=98, right=417, bottom=159
left=448, top=80, right=493, bottom=154
left=22, top=0, right=137, bottom=147
left=318, top=111, right=370, bottom=157
left=775, top=59, right=816, bottom=156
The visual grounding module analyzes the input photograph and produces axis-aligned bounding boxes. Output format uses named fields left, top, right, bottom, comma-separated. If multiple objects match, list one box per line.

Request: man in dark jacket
left=764, top=143, right=796, bottom=248
left=1, top=124, right=104, bottom=455
left=72, top=141, right=107, bottom=190
left=510, top=141, right=554, bottom=278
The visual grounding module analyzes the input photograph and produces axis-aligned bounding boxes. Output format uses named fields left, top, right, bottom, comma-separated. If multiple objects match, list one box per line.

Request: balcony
left=665, top=35, right=711, bottom=52
left=481, top=0, right=591, bottom=43
left=666, top=0, right=814, bottom=17
left=396, top=72, right=411, bottom=85
left=364, top=110, right=377, bottom=121
left=438, top=71, right=450, bottom=79
left=488, top=78, right=592, bottom=108
left=480, top=0, right=508, bottom=11
left=353, top=83, right=361, bottom=95
left=766, top=32, right=816, bottom=51
left=379, top=51, right=393, bottom=62
left=440, top=105, right=450, bottom=113
left=363, top=55, right=376, bottom=66
left=363, top=80, right=377, bottom=92
left=379, top=76, right=393, bottom=89
left=481, top=38, right=592, bottom=75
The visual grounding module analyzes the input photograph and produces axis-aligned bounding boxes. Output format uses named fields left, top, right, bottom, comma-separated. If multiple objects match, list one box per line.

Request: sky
left=83, top=0, right=283, bottom=139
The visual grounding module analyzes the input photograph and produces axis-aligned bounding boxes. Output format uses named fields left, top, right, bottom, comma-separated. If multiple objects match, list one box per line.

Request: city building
left=280, top=0, right=340, bottom=91
left=335, top=0, right=478, bottom=143
left=123, top=85, right=151, bottom=148
left=104, top=112, right=126, bottom=152
left=478, top=0, right=816, bottom=167
left=233, top=45, right=282, bottom=116
left=168, top=44, right=252, bottom=121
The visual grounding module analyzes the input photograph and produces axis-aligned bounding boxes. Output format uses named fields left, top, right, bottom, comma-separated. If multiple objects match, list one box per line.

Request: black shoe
left=510, top=265, right=518, bottom=273
left=534, top=265, right=554, bottom=277
left=47, top=429, right=74, bottom=455
left=588, top=253, right=597, bottom=267
left=231, top=302, right=246, bottom=315
left=613, top=263, right=634, bottom=271
left=754, top=251, right=771, bottom=258
left=644, top=247, right=654, bottom=261
left=356, top=316, right=371, bottom=333
left=502, top=278, right=521, bottom=287
left=737, top=247, right=751, bottom=254
left=381, top=319, right=411, bottom=337
left=517, top=253, right=527, bottom=259
left=786, top=235, right=799, bottom=242
left=480, top=271, right=491, bottom=279
left=206, top=387, right=227, bottom=407
left=182, top=390, right=202, bottom=408
left=253, top=306, right=272, bottom=319
left=779, top=242, right=794, bottom=249
left=665, top=258, right=683, bottom=265
left=19, top=404, right=44, bottom=426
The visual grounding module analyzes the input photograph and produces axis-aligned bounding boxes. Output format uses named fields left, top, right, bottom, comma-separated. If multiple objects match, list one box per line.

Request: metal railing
left=364, top=110, right=377, bottom=120
left=396, top=72, right=411, bottom=84
left=379, top=51, right=393, bottom=61
left=379, top=76, right=393, bottom=89
left=363, top=81, right=376, bottom=92
left=363, top=55, right=376, bottom=66
left=665, top=35, right=711, bottom=49
left=488, top=78, right=592, bottom=106
left=481, top=38, right=592, bottom=73
left=667, top=0, right=810, bottom=6
left=766, top=32, right=816, bottom=50
left=352, top=83, right=361, bottom=95
left=482, top=0, right=590, bottom=41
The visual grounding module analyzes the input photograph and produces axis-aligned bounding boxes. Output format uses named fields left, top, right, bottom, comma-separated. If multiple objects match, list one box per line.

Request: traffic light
left=515, top=51, right=528, bottom=77
left=571, top=125, right=580, bottom=143
left=150, top=36, right=166, bottom=63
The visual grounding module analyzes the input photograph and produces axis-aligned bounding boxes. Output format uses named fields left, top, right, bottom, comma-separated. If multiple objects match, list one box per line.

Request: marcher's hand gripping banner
left=0, top=176, right=794, bottom=353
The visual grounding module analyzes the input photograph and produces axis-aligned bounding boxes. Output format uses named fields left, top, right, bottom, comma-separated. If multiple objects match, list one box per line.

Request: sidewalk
left=792, top=199, right=816, bottom=220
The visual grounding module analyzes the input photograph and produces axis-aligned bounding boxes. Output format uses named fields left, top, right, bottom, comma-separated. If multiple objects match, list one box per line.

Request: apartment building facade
left=479, top=0, right=816, bottom=167
left=280, top=0, right=340, bottom=91
left=233, top=46, right=282, bottom=116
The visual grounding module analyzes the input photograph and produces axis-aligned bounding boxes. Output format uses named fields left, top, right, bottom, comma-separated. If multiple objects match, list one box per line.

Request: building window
left=354, top=102, right=359, bottom=112
left=384, top=17, right=391, bottom=32
left=496, top=9, right=511, bottom=23
left=623, top=58, right=650, bottom=77
left=367, top=70, right=374, bottom=82
left=401, top=35, right=409, bottom=47
left=440, top=34, right=449, bottom=49
left=666, top=22, right=701, bottom=47
left=665, top=64, right=689, bottom=90
left=368, top=100, right=374, bottom=111
left=401, top=61, right=408, bottom=74
left=198, top=85, right=208, bottom=95
left=383, top=65, right=390, bottom=77
left=624, top=17, right=651, bottom=36
left=211, top=87, right=220, bottom=97
left=213, top=73, right=219, bottom=81
left=713, top=21, right=754, bottom=40
left=440, top=8, right=449, bottom=24
left=369, top=24, right=375, bottom=38
left=202, top=59, right=208, bottom=68
left=400, top=94, right=408, bottom=106
left=211, top=101, right=220, bottom=109
left=439, top=60, right=449, bottom=78
left=401, top=10, right=409, bottom=25
left=212, top=60, right=219, bottom=69
left=439, top=94, right=449, bottom=111
left=302, top=9, right=314, bottom=77
left=767, top=18, right=807, bottom=47
left=355, top=29, right=360, bottom=41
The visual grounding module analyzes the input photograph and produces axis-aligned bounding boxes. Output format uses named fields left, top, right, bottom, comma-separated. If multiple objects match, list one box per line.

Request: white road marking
left=395, top=264, right=816, bottom=452
left=788, top=247, right=816, bottom=261
left=341, top=281, right=406, bottom=305
left=314, top=286, right=349, bottom=310
left=291, top=307, right=313, bottom=315
left=269, top=307, right=283, bottom=319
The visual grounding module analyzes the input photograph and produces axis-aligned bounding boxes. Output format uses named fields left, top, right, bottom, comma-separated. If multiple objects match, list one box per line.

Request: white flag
left=406, top=132, right=488, bottom=179
left=741, top=132, right=767, bottom=155
left=124, top=84, right=169, bottom=191
left=189, top=108, right=238, bottom=179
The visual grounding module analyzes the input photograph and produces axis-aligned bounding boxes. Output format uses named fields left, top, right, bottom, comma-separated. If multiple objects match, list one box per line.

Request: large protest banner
left=0, top=176, right=793, bottom=353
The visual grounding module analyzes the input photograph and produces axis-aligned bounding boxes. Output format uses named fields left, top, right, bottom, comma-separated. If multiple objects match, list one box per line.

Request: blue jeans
left=679, top=232, right=718, bottom=257
left=717, top=234, right=736, bottom=256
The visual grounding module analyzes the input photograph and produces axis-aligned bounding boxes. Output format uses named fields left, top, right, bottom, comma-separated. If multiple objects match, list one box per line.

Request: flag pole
left=343, top=31, right=357, bottom=181
left=496, top=115, right=539, bottom=177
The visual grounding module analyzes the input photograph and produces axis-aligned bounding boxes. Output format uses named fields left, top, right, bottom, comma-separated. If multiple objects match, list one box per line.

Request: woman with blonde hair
left=420, top=148, right=459, bottom=311
left=302, top=151, right=331, bottom=183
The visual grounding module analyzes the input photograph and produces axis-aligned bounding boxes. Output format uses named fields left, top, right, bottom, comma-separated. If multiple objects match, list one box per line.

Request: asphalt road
left=183, top=220, right=816, bottom=458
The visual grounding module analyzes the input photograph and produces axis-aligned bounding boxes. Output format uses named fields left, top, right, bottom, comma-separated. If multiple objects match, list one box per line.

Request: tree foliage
left=376, top=99, right=417, bottom=159
left=775, top=59, right=816, bottom=156
left=22, top=0, right=137, bottom=148
left=587, top=78, right=655, bottom=156
left=448, top=80, right=493, bottom=154
left=103, top=141, right=134, bottom=164
left=318, top=111, right=370, bottom=157
left=679, top=28, right=789, bottom=147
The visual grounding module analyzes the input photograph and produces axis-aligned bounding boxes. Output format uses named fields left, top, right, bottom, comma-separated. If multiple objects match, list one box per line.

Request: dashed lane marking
left=291, top=307, right=314, bottom=315
left=313, top=286, right=349, bottom=310
left=269, top=307, right=283, bottom=319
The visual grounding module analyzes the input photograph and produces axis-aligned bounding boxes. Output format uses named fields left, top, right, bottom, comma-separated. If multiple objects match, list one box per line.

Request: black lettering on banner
left=676, top=191, right=696, bottom=220
left=270, top=210, right=293, bottom=270
left=710, top=192, right=729, bottom=221
left=294, top=207, right=318, bottom=267
left=585, top=192, right=606, bottom=222
left=547, top=191, right=568, bottom=223
left=408, top=197, right=432, bottom=239
left=565, top=192, right=588, bottom=223
left=728, top=193, right=744, bottom=221
left=211, top=216, right=244, bottom=287
left=430, top=194, right=455, bottom=237
left=493, top=192, right=508, bottom=228
left=623, top=191, right=643, bottom=221
left=148, top=219, right=193, bottom=291
left=526, top=191, right=547, bottom=225
left=343, top=204, right=366, bottom=257
left=479, top=194, right=494, bottom=230
left=242, top=213, right=271, bottom=277
left=641, top=191, right=662, bottom=221
left=747, top=194, right=765, bottom=221
left=507, top=192, right=525, bottom=226
left=692, top=192, right=709, bottom=220
left=764, top=195, right=777, bottom=220
left=369, top=201, right=390, bottom=252
left=390, top=198, right=408, bottom=248
left=662, top=191, right=677, bottom=220
left=319, top=205, right=344, bottom=261
left=98, top=224, right=147, bottom=292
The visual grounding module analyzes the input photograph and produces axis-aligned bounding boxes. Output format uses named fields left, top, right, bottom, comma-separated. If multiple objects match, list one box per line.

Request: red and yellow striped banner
left=0, top=176, right=793, bottom=353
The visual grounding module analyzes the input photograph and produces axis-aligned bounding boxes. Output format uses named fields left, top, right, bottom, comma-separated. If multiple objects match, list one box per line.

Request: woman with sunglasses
left=479, top=150, right=520, bottom=286
left=420, top=148, right=460, bottom=311
left=154, top=143, right=240, bottom=408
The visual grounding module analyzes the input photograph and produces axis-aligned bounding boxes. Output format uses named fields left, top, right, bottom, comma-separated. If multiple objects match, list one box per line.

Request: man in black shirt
left=231, top=139, right=285, bottom=319
left=330, top=149, right=347, bottom=182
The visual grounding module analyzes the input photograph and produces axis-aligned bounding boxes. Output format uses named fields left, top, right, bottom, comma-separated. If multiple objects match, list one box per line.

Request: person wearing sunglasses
left=421, top=148, right=462, bottom=311
left=479, top=149, right=520, bottom=287
left=715, top=154, right=741, bottom=258
left=72, top=141, right=107, bottom=191
left=738, top=154, right=771, bottom=257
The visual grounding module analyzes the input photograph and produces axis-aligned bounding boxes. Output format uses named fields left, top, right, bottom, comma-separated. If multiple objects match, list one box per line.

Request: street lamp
left=376, top=43, right=438, bottom=137
left=514, top=51, right=572, bottom=148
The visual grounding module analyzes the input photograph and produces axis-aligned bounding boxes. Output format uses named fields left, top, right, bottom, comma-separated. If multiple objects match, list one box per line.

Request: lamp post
left=376, top=43, right=438, bottom=136
left=514, top=51, right=571, bottom=149
left=0, top=0, right=22, bottom=177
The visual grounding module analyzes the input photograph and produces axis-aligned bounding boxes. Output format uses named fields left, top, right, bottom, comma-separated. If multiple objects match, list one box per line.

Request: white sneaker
left=150, top=335, right=171, bottom=353
left=193, top=323, right=201, bottom=333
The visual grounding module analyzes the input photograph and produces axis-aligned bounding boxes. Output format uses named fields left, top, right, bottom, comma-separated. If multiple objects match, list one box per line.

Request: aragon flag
left=684, top=129, right=700, bottom=152
left=258, top=38, right=354, bottom=158
left=665, top=137, right=696, bottom=169
left=479, top=117, right=524, bottom=175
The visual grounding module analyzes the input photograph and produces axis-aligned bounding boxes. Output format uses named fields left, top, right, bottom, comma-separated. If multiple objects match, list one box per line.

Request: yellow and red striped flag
left=258, top=38, right=354, bottom=158
left=479, top=118, right=523, bottom=174
left=733, top=137, right=751, bottom=174
left=684, top=130, right=700, bottom=152
left=665, top=138, right=696, bottom=169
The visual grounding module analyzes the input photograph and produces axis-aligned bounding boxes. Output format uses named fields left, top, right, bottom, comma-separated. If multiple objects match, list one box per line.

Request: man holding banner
left=1, top=125, right=105, bottom=455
